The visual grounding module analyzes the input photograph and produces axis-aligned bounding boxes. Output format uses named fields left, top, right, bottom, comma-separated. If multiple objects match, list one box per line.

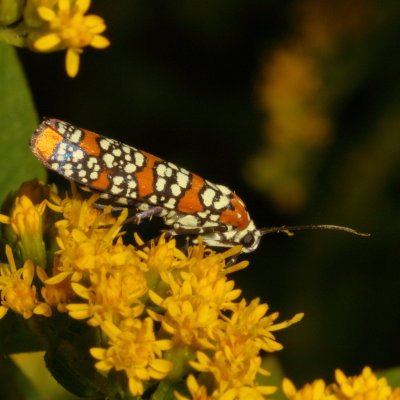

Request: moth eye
left=241, top=233, right=255, bottom=247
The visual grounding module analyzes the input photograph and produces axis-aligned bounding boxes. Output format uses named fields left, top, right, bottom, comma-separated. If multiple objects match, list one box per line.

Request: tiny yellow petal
left=71, top=282, right=90, bottom=299
left=128, top=378, right=144, bottom=396
left=45, top=271, right=71, bottom=284
left=151, top=359, right=172, bottom=379
left=59, top=0, right=70, bottom=12
left=148, top=290, right=164, bottom=306
left=65, top=49, right=80, bottom=78
left=90, top=347, right=106, bottom=360
left=34, top=34, right=61, bottom=51
left=5, top=244, right=16, bottom=272
left=90, top=35, right=110, bottom=49
left=0, top=214, right=10, bottom=224
left=0, top=306, right=9, bottom=319
left=155, top=339, right=173, bottom=351
left=282, top=378, right=297, bottom=397
left=34, top=303, right=52, bottom=317
left=257, top=385, right=278, bottom=395
left=37, top=6, right=56, bottom=21
left=95, top=360, right=111, bottom=371
left=84, top=15, right=105, bottom=29
left=76, top=0, right=91, bottom=13
left=134, top=232, right=145, bottom=246
left=67, top=303, right=90, bottom=319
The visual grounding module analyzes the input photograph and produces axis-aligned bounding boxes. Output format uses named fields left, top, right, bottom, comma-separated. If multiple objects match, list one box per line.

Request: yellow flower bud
left=0, top=0, right=25, bottom=26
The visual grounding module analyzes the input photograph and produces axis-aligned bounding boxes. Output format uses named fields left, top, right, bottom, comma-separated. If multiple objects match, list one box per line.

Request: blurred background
left=16, top=0, right=400, bottom=392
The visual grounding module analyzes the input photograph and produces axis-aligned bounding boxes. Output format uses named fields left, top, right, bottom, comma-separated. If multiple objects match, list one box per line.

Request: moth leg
left=124, top=206, right=164, bottom=225
left=93, top=202, right=163, bottom=221
left=183, top=235, right=192, bottom=253
left=93, top=203, right=126, bottom=212
left=96, top=205, right=164, bottom=228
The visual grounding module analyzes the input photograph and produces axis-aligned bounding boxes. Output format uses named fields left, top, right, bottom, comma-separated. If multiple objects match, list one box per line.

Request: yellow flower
left=0, top=245, right=51, bottom=319
left=150, top=285, right=222, bottom=349
left=283, top=367, right=400, bottom=400
left=46, top=193, right=128, bottom=283
left=333, top=366, right=392, bottom=400
left=32, top=0, right=110, bottom=77
left=391, top=389, right=400, bottom=400
left=0, top=181, right=306, bottom=398
left=9, top=195, right=47, bottom=267
left=23, top=0, right=59, bottom=28
left=148, top=241, right=245, bottom=349
left=174, top=374, right=211, bottom=400
left=48, top=189, right=115, bottom=232
left=183, top=299, right=302, bottom=398
left=11, top=195, right=45, bottom=236
left=67, top=255, right=147, bottom=326
left=0, top=0, right=25, bottom=26
left=223, top=298, right=304, bottom=353
left=282, top=377, right=336, bottom=400
left=190, top=350, right=276, bottom=399
left=90, top=318, right=172, bottom=396
left=0, top=214, right=10, bottom=224
left=36, top=262, right=73, bottom=312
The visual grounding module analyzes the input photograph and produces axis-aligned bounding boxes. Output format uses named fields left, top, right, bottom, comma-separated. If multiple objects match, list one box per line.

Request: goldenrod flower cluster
left=0, top=0, right=109, bottom=77
left=0, top=180, right=303, bottom=399
left=283, top=367, right=400, bottom=400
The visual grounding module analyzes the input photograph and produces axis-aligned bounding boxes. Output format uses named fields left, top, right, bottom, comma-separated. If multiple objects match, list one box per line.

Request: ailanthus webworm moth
left=30, top=118, right=368, bottom=253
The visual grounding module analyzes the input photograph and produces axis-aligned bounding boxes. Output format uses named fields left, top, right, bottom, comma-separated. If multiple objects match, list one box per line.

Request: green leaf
left=378, top=366, right=400, bottom=388
left=260, top=356, right=286, bottom=400
left=0, top=42, right=46, bottom=206
left=0, top=313, right=42, bottom=354
left=0, top=356, right=42, bottom=400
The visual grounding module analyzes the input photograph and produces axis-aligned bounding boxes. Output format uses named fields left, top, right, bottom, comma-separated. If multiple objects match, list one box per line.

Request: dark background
left=18, top=0, right=400, bottom=385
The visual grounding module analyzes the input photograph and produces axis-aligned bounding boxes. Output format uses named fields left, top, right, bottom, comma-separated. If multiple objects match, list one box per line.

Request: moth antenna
left=259, top=224, right=370, bottom=237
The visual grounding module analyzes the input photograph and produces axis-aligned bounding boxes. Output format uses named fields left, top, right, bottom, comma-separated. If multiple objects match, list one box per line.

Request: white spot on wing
left=87, top=157, right=98, bottom=169
left=113, top=148, right=122, bottom=157
left=156, top=164, right=167, bottom=177
left=103, top=153, right=115, bottom=168
left=148, top=194, right=158, bottom=204
left=170, top=184, right=182, bottom=197
left=122, top=145, right=131, bottom=153
left=165, top=167, right=173, bottom=177
left=69, top=130, right=82, bottom=143
left=110, top=186, right=123, bottom=195
left=134, top=152, right=145, bottom=167
left=99, top=139, right=111, bottom=151
left=73, top=149, right=84, bottom=161
left=201, top=188, right=216, bottom=207
left=63, top=168, right=74, bottom=177
left=216, top=184, right=231, bottom=195
left=128, top=180, right=137, bottom=189
left=176, top=172, right=189, bottom=188
left=164, top=198, right=177, bottom=209
left=175, top=215, right=200, bottom=228
left=113, top=176, right=124, bottom=185
left=124, top=163, right=136, bottom=173
left=57, top=122, right=67, bottom=134
left=213, top=196, right=229, bottom=210
left=209, top=214, right=220, bottom=221
left=156, top=177, right=166, bottom=192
